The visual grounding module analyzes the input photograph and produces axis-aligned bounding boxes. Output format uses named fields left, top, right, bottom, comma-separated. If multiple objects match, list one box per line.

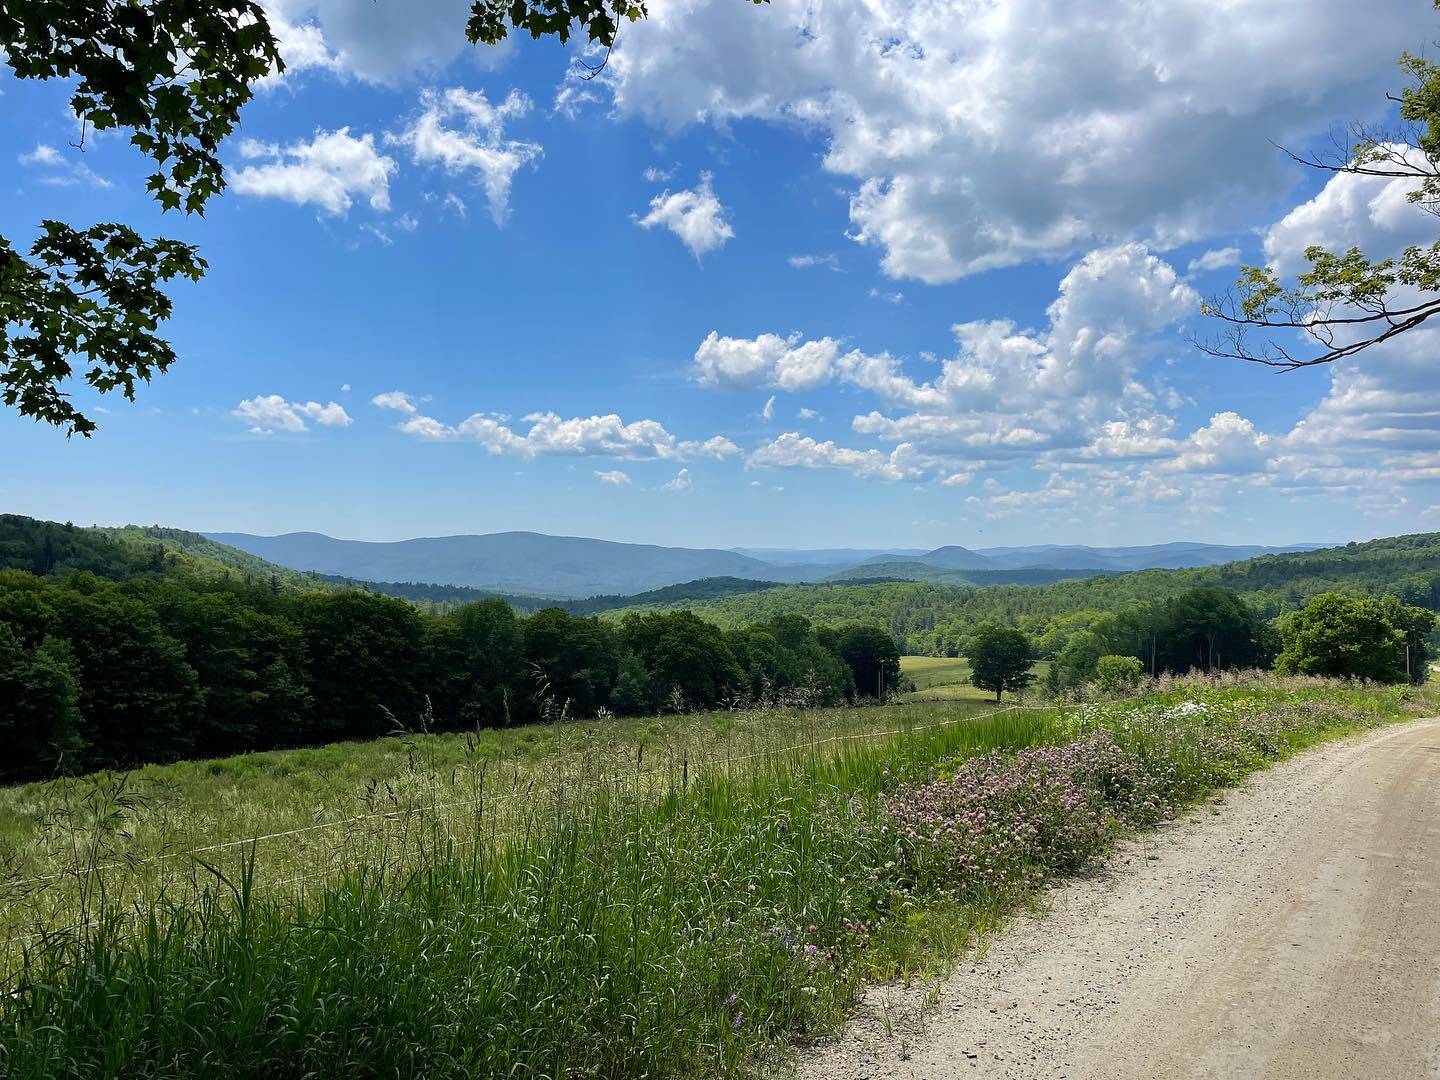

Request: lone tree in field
left=1199, top=2, right=1440, bottom=370
left=0, top=0, right=764, bottom=436
left=967, top=623, right=1035, bottom=702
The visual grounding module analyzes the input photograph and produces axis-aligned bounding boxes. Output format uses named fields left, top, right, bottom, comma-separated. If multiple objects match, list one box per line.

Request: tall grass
left=0, top=679, right=1428, bottom=1077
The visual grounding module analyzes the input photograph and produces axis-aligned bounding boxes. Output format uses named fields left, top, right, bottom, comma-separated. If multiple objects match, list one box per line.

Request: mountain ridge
left=205, top=529, right=1323, bottom=598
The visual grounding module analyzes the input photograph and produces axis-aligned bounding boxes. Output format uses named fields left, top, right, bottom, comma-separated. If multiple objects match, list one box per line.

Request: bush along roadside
left=0, top=682, right=1427, bottom=1078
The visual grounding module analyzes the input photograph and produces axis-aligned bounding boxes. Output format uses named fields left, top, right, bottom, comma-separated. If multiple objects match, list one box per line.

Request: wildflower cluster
left=880, top=739, right=1116, bottom=896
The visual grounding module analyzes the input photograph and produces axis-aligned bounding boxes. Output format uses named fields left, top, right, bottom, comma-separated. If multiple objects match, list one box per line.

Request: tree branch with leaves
left=1198, top=7, right=1440, bottom=370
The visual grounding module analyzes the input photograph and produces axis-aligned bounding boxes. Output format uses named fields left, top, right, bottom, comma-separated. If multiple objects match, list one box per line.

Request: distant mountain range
left=206, top=530, right=1322, bottom=598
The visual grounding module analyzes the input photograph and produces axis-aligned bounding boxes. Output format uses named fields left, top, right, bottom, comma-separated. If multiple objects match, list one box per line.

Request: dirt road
left=798, top=718, right=1440, bottom=1080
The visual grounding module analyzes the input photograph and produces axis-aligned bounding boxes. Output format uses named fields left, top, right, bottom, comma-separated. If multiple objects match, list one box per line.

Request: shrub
left=1094, top=654, right=1145, bottom=696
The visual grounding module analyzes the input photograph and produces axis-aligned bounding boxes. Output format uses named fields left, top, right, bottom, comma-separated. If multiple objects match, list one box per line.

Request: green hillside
left=607, top=533, right=1440, bottom=654
left=0, top=515, right=326, bottom=591
left=827, top=561, right=1119, bottom=587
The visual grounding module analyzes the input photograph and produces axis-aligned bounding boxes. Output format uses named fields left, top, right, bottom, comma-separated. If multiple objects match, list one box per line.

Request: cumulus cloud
left=18, top=144, right=62, bottom=167
left=390, top=87, right=541, bottom=224
left=762, top=395, right=776, bottom=421
left=231, top=128, right=394, bottom=215
left=1166, top=412, right=1273, bottom=474
left=1187, top=247, right=1241, bottom=275
left=663, top=468, right=693, bottom=491
left=371, top=390, right=420, bottom=414
left=634, top=172, right=734, bottom=259
left=594, top=469, right=632, bottom=485
left=746, top=433, right=931, bottom=481
left=388, top=403, right=739, bottom=461
left=608, top=0, right=1427, bottom=282
left=693, top=330, right=841, bottom=390
left=1263, top=144, right=1435, bottom=276
left=708, top=243, right=1198, bottom=464
left=233, top=395, right=353, bottom=434
left=260, top=0, right=474, bottom=84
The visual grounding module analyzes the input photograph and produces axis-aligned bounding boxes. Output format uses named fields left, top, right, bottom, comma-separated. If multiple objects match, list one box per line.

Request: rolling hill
left=202, top=529, right=1323, bottom=597
left=205, top=530, right=797, bottom=597
left=600, top=533, right=1440, bottom=654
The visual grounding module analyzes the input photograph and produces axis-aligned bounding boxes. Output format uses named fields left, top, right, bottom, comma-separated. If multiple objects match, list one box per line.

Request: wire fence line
left=1, top=701, right=1035, bottom=902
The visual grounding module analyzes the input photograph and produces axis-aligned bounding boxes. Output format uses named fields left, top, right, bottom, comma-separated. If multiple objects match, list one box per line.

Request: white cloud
left=1166, top=412, right=1273, bottom=474
left=663, top=468, right=693, bottom=491
left=233, top=395, right=353, bottom=434
left=797, top=407, right=819, bottom=420
left=746, top=433, right=931, bottom=481
left=553, top=83, right=601, bottom=119
left=231, top=128, right=394, bottom=215
left=256, top=8, right=344, bottom=86
left=594, top=469, right=633, bottom=485
left=789, top=253, right=840, bottom=271
left=18, top=144, right=62, bottom=167
left=713, top=243, right=1197, bottom=463
left=608, top=0, right=1428, bottom=282
left=643, top=165, right=676, bottom=182
left=1264, top=144, right=1435, bottom=276
left=392, top=406, right=739, bottom=461
left=868, top=288, right=904, bottom=304
left=391, top=87, right=541, bottom=225
left=1186, top=246, right=1241, bottom=275
left=693, top=330, right=841, bottom=390
left=634, top=172, right=734, bottom=259
left=762, top=395, right=776, bottom=421
left=371, top=390, right=419, bottom=414
left=18, top=143, right=111, bottom=188
left=1078, top=416, right=1179, bottom=461
left=260, top=0, right=474, bottom=84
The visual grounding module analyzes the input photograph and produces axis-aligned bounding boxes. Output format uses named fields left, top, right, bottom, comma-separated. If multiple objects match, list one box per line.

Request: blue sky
left=4, top=0, right=1439, bottom=549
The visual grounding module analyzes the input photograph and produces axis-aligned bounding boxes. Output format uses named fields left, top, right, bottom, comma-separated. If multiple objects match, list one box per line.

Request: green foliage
left=1275, top=592, right=1434, bottom=683
left=1093, top=654, right=1144, bottom=696
left=0, top=225, right=206, bottom=435
left=0, top=0, right=278, bottom=432
left=967, top=623, right=1035, bottom=702
left=838, top=624, right=902, bottom=699
left=428, top=600, right=525, bottom=725
left=0, top=625, right=84, bottom=781
left=630, top=533, right=1440, bottom=662
left=1048, top=629, right=1108, bottom=691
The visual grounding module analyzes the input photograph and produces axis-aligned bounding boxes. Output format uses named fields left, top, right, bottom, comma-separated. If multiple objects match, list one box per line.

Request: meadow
left=0, top=675, right=1432, bottom=1077
left=897, top=655, right=1052, bottom=702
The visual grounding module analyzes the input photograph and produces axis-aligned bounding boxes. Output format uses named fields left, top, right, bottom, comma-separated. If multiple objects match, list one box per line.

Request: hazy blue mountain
left=861, top=545, right=998, bottom=571
left=731, top=546, right=927, bottom=566
left=204, top=529, right=1321, bottom=600
left=205, top=531, right=787, bottom=597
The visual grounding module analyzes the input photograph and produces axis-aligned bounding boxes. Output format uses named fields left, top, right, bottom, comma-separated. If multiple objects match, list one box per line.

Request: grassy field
left=898, top=655, right=1052, bottom=702
left=1, top=676, right=1433, bottom=1076
left=0, top=695, right=1010, bottom=943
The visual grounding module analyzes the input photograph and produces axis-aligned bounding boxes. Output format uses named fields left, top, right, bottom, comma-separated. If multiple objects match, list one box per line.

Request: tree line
left=0, top=569, right=902, bottom=784
left=657, top=533, right=1440, bottom=658
left=960, top=586, right=1435, bottom=700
